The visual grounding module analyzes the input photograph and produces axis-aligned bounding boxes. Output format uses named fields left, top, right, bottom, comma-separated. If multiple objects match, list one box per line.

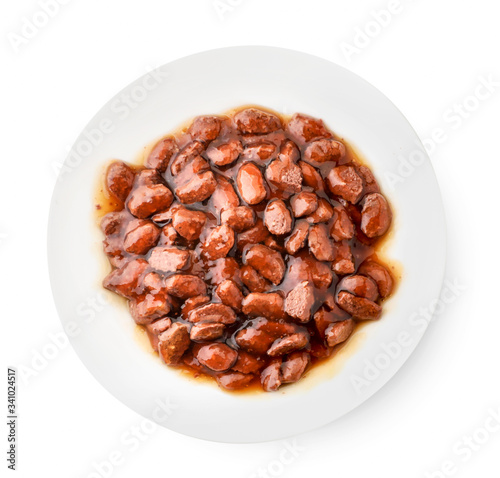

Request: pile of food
left=98, top=107, right=395, bottom=392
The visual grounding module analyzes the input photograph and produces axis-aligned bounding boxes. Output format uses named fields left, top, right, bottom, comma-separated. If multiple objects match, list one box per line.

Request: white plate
left=48, top=46, right=446, bottom=443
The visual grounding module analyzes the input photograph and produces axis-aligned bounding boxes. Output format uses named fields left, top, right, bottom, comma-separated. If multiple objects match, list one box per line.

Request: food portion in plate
left=97, top=106, right=395, bottom=392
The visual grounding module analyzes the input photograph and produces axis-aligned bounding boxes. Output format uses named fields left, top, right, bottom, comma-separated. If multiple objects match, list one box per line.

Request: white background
left=1, top=0, right=499, bottom=477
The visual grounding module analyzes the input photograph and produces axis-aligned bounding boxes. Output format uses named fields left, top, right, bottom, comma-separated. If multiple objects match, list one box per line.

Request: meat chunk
left=357, top=165, right=380, bottom=194
left=158, top=224, right=178, bottom=246
left=170, top=141, right=206, bottom=176
left=206, top=257, right=241, bottom=286
left=313, top=305, right=351, bottom=337
left=308, top=224, right=335, bottom=261
left=142, top=271, right=164, bottom=291
left=196, top=343, right=238, bottom=372
left=290, top=192, right=319, bottom=218
left=247, top=315, right=294, bottom=335
left=103, top=258, right=148, bottom=299
left=307, top=198, right=333, bottom=224
left=360, top=193, right=392, bottom=238
left=240, top=265, right=271, bottom=293
left=336, top=291, right=382, bottom=320
left=151, top=211, right=173, bottom=224
left=100, top=211, right=127, bottom=236
left=327, top=165, right=364, bottom=204
left=106, top=161, right=135, bottom=202
left=235, top=328, right=275, bottom=355
left=209, top=176, right=240, bottom=213
left=241, top=292, right=285, bottom=320
left=216, top=372, right=254, bottom=390
left=331, top=242, right=355, bottom=275
left=145, top=317, right=172, bottom=348
left=267, top=333, right=308, bottom=356
left=130, top=168, right=163, bottom=189
left=286, top=113, right=331, bottom=145
left=188, top=116, right=222, bottom=143
left=245, top=244, right=285, bottom=285
left=150, top=202, right=182, bottom=223
left=179, top=153, right=210, bottom=178
left=260, top=359, right=282, bottom=391
left=232, top=351, right=265, bottom=374
left=190, top=323, right=225, bottom=341
left=264, top=199, right=292, bottom=235
left=171, top=207, right=207, bottom=241
left=202, top=225, right=235, bottom=260
left=181, top=295, right=210, bottom=319
left=285, top=221, right=309, bottom=255
left=303, top=138, right=345, bottom=163
left=299, top=160, right=324, bottom=190
left=187, top=303, right=237, bottom=324
left=148, top=246, right=191, bottom=273
left=164, top=274, right=207, bottom=299
left=330, top=206, right=354, bottom=241
left=206, top=139, right=243, bottom=166
left=158, top=322, right=190, bottom=364
left=287, top=256, right=333, bottom=289
left=313, top=307, right=333, bottom=336
left=182, top=352, right=204, bottom=373
left=145, top=138, right=178, bottom=172
left=240, top=141, right=277, bottom=161
left=102, top=236, right=126, bottom=267
left=146, top=317, right=172, bottom=336
left=310, top=260, right=333, bottom=288
left=285, top=281, right=315, bottom=322
left=237, top=219, right=270, bottom=250
left=129, top=291, right=171, bottom=324
left=338, top=275, right=379, bottom=301
left=265, top=157, right=303, bottom=193
left=135, top=168, right=164, bottom=187
left=175, top=171, right=217, bottom=204
left=278, top=139, right=300, bottom=162
left=127, top=184, right=173, bottom=218
left=220, top=206, right=256, bottom=232
left=123, top=219, right=160, bottom=255
left=215, top=279, right=243, bottom=311
left=281, top=352, right=310, bottom=383
left=234, top=108, right=281, bottom=134
left=237, top=162, right=267, bottom=205
left=358, top=260, right=394, bottom=298
left=133, top=168, right=162, bottom=188
left=325, top=319, right=355, bottom=347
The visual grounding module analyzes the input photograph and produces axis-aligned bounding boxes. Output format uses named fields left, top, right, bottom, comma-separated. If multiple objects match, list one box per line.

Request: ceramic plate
left=48, top=46, right=446, bottom=443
